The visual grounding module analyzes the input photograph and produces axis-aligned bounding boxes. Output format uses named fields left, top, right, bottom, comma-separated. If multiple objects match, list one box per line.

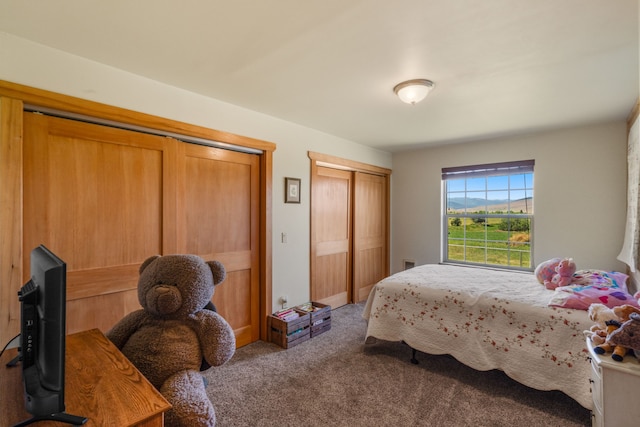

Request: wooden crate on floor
left=268, top=311, right=310, bottom=349
left=298, top=302, right=332, bottom=338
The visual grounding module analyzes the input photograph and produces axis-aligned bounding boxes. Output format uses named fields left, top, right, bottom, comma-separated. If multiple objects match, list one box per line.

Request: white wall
left=0, top=32, right=392, bottom=309
left=391, top=122, right=628, bottom=274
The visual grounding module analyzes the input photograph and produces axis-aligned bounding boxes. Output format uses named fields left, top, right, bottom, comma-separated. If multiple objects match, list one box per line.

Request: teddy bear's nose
left=147, top=285, right=182, bottom=315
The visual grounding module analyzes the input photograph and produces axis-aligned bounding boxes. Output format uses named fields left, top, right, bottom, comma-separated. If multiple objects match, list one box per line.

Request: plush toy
left=584, top=303, right=619, bottom=345
left=544, top=258, right=576, bottom=290
left=607, top=313, right=640, bottom=361
left=534, top=257, right=562, bottom=284
left=624, top=307, right=640, bottom=358
left=593, top=320, right=628, bottom=361
left=107, top=254, right=236, bottom=427
left=613, top=304, right=640, bottom=322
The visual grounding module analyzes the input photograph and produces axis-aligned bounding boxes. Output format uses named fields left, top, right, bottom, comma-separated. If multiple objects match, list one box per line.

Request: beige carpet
left=204, top=303, right=591, bottom=427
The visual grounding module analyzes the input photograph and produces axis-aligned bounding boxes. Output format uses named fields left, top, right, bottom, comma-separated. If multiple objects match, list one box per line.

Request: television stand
left=12, top=412, right=87, bottom=427
left=6, top=354, right=19, bottom=367
left=1, top=329, right=170, bottom=427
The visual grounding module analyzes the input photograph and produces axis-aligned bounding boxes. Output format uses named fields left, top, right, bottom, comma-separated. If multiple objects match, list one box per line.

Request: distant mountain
left=448, top=197, right=533, bottom=213
left=447, top=197, right=507, bottom=209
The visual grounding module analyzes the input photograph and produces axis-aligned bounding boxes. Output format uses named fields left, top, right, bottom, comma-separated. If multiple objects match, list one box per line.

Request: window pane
left=466, top=246, right=486, bottom=263
left=524, top=174, right=533, bottom=187
left=466, top=177, right=485, bottom=191
left=447, top=194, right=465, bottom=211
left=447, top=241, right=464, bottom=262
left=447, top=178, right=465, bottom=192
left=486, top=249, right=504, bottom=265
left=510, top=173, right=530, bottom=188
left=487, top=175, right=507, bottom=189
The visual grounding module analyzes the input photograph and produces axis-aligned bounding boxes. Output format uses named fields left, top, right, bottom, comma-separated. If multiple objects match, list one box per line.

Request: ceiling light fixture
left=393, top=79, right=435, bottom=105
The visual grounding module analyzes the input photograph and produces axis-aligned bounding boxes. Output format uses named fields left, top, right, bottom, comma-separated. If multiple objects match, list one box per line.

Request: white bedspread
left=362, top=264, right=593, bottom=409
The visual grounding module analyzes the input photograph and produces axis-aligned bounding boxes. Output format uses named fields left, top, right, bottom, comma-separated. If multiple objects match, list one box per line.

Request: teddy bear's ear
left=207, top=260, right=227, bottom=286
left=139, top=255, right=161, bottom=274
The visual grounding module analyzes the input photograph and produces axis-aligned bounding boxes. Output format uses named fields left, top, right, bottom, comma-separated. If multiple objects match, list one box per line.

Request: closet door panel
left=353, top=172, right=388, bottom=302
left=314, top=252, right=349, bottom=303
left=66, top=289, right=140, bottom=333
left=23, top=113, right=171, bottom=334
left=211, top=269, right=253, bottom=342
left=310, top=166, right=352, bottom=308
left=178, top=143, right=260, bottom=347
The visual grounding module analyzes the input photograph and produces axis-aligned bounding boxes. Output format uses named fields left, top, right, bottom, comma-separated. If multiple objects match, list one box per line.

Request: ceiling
left=0, top=1, right=638, bottom=152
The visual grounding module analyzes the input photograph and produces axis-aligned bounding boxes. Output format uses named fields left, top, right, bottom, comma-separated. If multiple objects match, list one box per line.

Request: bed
left=362, top=264, right=594, bottom=409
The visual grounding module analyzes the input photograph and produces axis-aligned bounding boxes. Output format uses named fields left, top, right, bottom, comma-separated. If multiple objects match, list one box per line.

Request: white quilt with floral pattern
left=362, top=264, right=592, bottom=409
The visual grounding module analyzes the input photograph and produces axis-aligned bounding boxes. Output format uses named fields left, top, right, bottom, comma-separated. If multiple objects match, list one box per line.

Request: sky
left=446, top=173, right=533, bottom=202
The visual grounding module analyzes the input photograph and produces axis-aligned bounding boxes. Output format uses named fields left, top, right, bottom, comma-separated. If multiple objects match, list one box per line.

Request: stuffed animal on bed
left=106, top=254, right=236, bottom=427
left=534, top=258, right=562, bottom=285
left=534, top=257, right=562, bottom=284
left=544, top=258, right=576, bottom=290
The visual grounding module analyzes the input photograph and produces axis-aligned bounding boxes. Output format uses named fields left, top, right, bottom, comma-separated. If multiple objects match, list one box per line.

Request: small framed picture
left=285, top=177, right=301, bottom=203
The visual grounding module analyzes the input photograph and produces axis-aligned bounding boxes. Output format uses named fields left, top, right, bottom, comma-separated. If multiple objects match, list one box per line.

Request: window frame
left=441, top=160, right=534, bottom=271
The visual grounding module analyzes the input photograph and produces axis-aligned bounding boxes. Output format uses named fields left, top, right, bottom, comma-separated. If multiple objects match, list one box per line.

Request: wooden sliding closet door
left=22, top=113, right=262, bottom=346
left=309, top=152, right=391, bottom=309
left=23, top=113, right=173, bottom=334
left=177, top=144, right=260, bottom=347
left=310, top=166, right=352, bottom=308
left=353, top=172, right=388, bottom=303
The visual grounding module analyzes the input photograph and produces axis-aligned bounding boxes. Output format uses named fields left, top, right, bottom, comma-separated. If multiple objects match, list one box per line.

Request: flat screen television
left=12, top=245, right=87, bottom=426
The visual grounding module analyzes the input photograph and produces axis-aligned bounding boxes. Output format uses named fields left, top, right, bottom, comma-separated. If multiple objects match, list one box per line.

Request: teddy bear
left=584, top=303, right=619, bottom=345
left=544, top=257, right=576, bottom=290
left=534, top=257, right=562, bottom=284
left=106, top=254, right=236, bottom=427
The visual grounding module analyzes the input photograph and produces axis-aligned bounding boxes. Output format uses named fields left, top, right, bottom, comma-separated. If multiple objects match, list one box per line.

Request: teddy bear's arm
left=193, top=311, right=236, bottom=368
left=105, top=309, right=148, bottom=349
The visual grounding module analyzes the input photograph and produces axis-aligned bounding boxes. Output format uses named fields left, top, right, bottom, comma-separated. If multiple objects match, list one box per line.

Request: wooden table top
left=0, top=328, right=170, bottom=427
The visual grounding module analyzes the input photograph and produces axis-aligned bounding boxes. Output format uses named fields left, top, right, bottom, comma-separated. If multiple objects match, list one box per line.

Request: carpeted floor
left=204, top=303, right=591, bottom=426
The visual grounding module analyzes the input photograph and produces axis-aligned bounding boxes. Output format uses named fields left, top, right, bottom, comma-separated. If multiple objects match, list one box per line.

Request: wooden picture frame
left=285, top=177, right=301, bottom=203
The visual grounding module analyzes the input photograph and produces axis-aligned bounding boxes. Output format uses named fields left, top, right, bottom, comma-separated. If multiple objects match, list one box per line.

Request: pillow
left=548, top=271, right=638, bottom=310
left=571, top=270, right=629, bottom=289
left=534, top=258, right=562, bottom=284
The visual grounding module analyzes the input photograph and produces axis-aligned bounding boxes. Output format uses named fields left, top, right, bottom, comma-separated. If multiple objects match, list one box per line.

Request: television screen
left=16, top=245, right=87, bottom=426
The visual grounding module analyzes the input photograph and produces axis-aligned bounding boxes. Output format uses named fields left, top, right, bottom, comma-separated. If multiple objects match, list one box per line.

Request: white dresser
left=587, top=338, right=640, bottom=426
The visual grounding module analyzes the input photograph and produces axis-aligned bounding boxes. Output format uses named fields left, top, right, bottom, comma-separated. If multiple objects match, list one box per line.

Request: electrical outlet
left=279, top=295, right=289, bottom=308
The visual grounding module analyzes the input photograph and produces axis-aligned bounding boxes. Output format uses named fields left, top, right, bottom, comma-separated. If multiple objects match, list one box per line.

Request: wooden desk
left=1, top=329, right=170, bottom=427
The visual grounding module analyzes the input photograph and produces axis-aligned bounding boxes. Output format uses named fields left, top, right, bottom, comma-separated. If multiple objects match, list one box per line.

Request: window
left=442, top=160, right=534, bottom=270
